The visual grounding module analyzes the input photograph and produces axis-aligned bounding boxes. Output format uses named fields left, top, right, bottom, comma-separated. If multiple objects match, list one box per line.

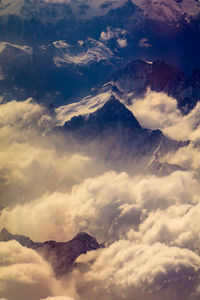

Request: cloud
left=42, top=0, right=70, bottom=3
left=0, top=170, right=198, bottom=243
left=138, top=38, right=152, bottom=48
left=100, top=27, right=126, bottom=42
left=128, top=201, right=200, bottom=251
left=41, top=297, right=75, bottom=300
left=76, top=241, right=200, bottom=300
left=117, top=38, right=127, bottom=48
left=126, top=89, right=200, bottom=173
left=163, top=143, right=200, bottom=171
left=1, top=167, right=199, bottom=300
left=100, top=28, right=115, bottom=41
left=0, top=98, right=53, bottom=133
left=0, top=99, right=98, bottom=207
left=0, top=241, right=76, bottom=300
left=1, top=95, right=200, bottom=300
left=128, top=89, right=200, bottom=142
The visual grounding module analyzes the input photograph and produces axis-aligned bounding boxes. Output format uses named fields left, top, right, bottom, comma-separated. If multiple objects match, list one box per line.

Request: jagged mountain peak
left=0, top=228, right=102, bottom=276
left=64, top=97, right=142, bottom=131
left=0, top=227, right=11, bottom=239
left=131, top=0, right=200, bottom=24
left=71, top=232, right=101, bottom=251
left=115, top=58, right=199, bottom=113
left=0, top=227, right=38, bottom=248
left=93, top=97, right=141, bottom=126
left=59, top=94, right=187, bottom=175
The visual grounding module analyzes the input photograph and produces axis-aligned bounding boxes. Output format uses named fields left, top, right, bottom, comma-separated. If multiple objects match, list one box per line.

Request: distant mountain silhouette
left=0, top=228, right=103, bottom=276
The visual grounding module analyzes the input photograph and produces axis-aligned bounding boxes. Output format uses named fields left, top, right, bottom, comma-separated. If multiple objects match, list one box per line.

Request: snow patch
left=53, top=38, right=114, bottom=66
left=0, top=42, right=33, bottom=55
left=56, top=91, right=112, bottom=124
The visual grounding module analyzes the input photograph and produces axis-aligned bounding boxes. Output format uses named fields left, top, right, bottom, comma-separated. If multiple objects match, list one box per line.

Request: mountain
left=1, top=45, right=200, bottom=112
left=0, top=0, right=200, bottom=74
left=131, top=0, right=200, bottom=24
left=58, top=97, right=187, bottom=173
left=55, top=63, right=200, bottom=127
left=0, top=228, right=103, bottom=276
left=114, top=59, right=200, bottom=113
left=0, top=0, right=200, bottom=106
left=0, top=38, right=120, bottom=105
left=0, top=0, right=134, bottom=44
left=53, top=38, right=116, bottom=67
left=55, top=84, right=114, bottom=125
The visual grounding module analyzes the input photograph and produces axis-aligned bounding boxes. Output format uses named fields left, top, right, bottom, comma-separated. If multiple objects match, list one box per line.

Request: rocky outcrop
left=59, top=97, right=187, bottom=174
left=0, top=228, right=103, bottom=276
left=114, top=59, right=200, bottom=114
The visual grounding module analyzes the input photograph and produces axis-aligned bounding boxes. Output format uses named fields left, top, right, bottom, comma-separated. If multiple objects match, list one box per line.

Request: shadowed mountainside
left=0, top=228, right=103, bottom=276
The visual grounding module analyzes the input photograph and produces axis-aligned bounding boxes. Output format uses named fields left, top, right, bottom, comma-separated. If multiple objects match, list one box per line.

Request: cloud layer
left=1, top=95, right=200, bottom=300
left=125, top=89, right=200, bottom=175
left=129, top=89, right=200, bottom=142
left=0, top=99, right=97, bottom=207
left=0, top=240, right=76, bottom=300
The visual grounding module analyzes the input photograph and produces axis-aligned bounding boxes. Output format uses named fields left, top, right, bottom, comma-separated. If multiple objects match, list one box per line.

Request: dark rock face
left=37, top=232, right=103, bottom=276
left=115, top=59, right=200, bottom=114
left=64, top=97, right=141, bottom=135
left=60, top=97, right=187, bottom=173
left=0, top=227, right=40, bottom=248
left=0, top=228, right=103, bottom=276
left=0, top=0, right=141, bottom=45
left=0, top=39, right=120, bottom=105
left=0, top=0, right=200, bottom=108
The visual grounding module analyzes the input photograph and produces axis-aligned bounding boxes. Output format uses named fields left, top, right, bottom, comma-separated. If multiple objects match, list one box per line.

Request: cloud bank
left=128, top=89, right=200, bottom=142
left=127, top=89, right=200, bottom=174
left=0, top=240, right=77, bottom=300
left=0, top=99, right=98, bottom=207
left=1, top=95, right=200, bottom=300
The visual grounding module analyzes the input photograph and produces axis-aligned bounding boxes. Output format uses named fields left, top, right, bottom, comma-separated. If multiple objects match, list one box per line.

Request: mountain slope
left=114, top=59, right=200, bottom=113
left=0, top=38, right=120, bottom=105
left=58, top=97, right=187, bottom=173
left=131, top=0, right=200, bottom=24
left=0, top=228, right=103, bottom=276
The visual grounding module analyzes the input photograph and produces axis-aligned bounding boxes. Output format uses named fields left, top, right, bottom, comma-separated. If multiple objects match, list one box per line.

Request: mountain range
left=0, top=228, right=103, bottom=276
left=55, top=97, right=187, bottom=174
left=0, top=0, right=200, bottom=106
left=1, top=1, right=200, bottom=299
left=1, top=39, right=200, bottom=112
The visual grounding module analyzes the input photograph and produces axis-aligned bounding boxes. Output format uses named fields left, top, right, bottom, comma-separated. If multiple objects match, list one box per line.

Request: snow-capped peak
left=131, top=0, right=200, bottom=23
left=56, top=89, right=113, bottom=125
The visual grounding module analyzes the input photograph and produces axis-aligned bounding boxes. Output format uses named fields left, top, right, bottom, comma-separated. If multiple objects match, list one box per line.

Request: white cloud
left=138, top=38, right=152, bottom=48
left=0, top=241, right=65, bottom=300
left=41, top=297, right=75, bottom=300
left=42, top=0, right=70, bottom=3
left=80, top=241, right=200, bottom=296
left=0, top=99, right=98, bottom=207
left=0, top=98, right=53, bottom=133
left=117, top=38, right=127, bottom=48
left=128, top=89, right=200, bottom=142
left=2, top=94, right=200, bottom=300
left=100, top=28, right=114, bottom=41
left=0, top=170, right=198, bottom=244
left=100, top=27, right=127, bottom=42
left=126, top=89, right=200, bottom=173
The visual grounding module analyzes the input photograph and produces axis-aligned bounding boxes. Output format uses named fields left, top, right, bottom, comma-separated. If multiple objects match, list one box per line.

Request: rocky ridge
left=0, top=228, right=103, bottom=276
left=58, top=97, right=187, bottom=174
